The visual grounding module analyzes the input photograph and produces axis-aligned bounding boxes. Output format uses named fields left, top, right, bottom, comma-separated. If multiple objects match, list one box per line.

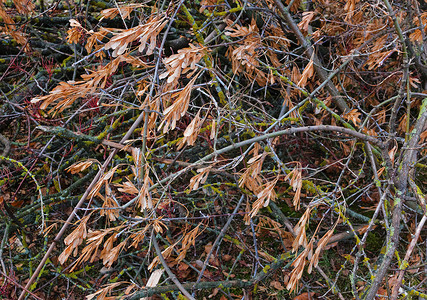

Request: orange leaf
left=292, top=292, right=316, bottom=300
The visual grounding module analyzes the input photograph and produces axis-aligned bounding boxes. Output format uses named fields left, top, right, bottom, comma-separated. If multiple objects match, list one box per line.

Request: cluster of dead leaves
left=31, top=55, right=150, bottom=113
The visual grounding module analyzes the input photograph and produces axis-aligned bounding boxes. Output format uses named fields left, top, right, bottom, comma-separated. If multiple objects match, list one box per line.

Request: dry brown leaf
left=284, top=163, right=302, bottom=210
left=89, top=165, right=120, bottom=198
left=210, top=119, right=216, bottom=139
left=298, top=11, right=316, bottom=33
left=86, top=27, right=111, bottom=55
left=292, top=292, right=316, bottom=300
left=160, top=74, right=199, bottom=133
left=66, top=160, right=95, bottom=174
left=159, top=44, right=207, bottom=87
left=287, top=248, right=308, bottom=293
left=225, top=19, right=268, bottom=85
left=308, top=222, right=337, bottom=273
left=292, top=208, right=311, bottom=252
left=189, top=166, right=212, bottom=191
left=239, top=144, right=266, bottom=195
left=250, top=177, right=278, bottom=218
left=105, top=15, right=167, bottom=57
left=116, top=180, right=139, bottom=195
left=176, top=224, right=201, bottom=262
left=343, top=109, right=362, bottom=126
left=58, top=215, right=90, bottom=265
left=148, top=241, right=177, bottom=271
left=103, top=239, right=127, bottom=268
left=13, top=0, right=35, bottom=14
left=270, top=280, right=285, bottom=291
left=135, top=166, right=154, bottom=211
left=177, top=110, right=203, bottom=149
left=297, top=58, right=314, bottom=88
left=67, top=20, right=84, bottom=44
left=100, top=184, right=120, bottom=222
left=344, top=0, right=358, bottom=22
left=86, top=281, right=125, bottom=300
left=0, top=4, right=28, bottom=49
left=31, top=55, right=150, bottom=113
left=101, top=4, right=146, bottom=20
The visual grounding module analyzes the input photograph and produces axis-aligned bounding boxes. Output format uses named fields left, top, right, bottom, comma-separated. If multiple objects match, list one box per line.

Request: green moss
left=90, top=0, right=108, bottom=9
left=365, top=230, right=384, bottom=253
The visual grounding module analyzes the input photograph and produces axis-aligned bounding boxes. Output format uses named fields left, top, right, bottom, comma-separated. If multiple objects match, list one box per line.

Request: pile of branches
left=1, top=0, right=427, bottom=298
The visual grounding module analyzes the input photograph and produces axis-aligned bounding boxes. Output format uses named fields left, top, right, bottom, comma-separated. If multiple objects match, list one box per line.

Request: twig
left=364, top=100, right=427, bottom=300
left=0, top=133, right=11, bottom=157
left=391, top=214, right=427, bottom=299
left=127, top=247, right=297, bottom=299
left=122, top=124, right=385, bottom=210
left=250, top=218, right=260, bottom=277
left=151, top=233, right=195, bottom=300
left=273, top=0, right=350, bottom=113
left=0, top=270, right=44, bottom=300
left=316, top=265, right=346, bottom=300
left=350, top=143, right=389, bottom=300
left=18, top=82, right=148, bottom=300
left=17, top=2, right=187, bottom=297
left=194, top=195, right=245, bottom=287
left=0, top=222, right=10, bottom=275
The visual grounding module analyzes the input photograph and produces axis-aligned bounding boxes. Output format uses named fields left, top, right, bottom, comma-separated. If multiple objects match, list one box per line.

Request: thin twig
left=273, top=0, right=350, bottom=113
left=0, top=223, right=10, bottom=275
left=0, top=270, right=44, bottom=300
left=391, top=214, right=427, bottom=298
left=194, top=195, right=245, bottom=287
left=151, top=232, right=196, bottom=300
left=18, top=2, right=186, bottom=298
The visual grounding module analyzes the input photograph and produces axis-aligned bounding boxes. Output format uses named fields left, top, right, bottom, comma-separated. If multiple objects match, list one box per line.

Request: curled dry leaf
left=250, top=177, right=278, bottom=219
left=409, top=12, right=427, bottom=42
left=307, top=222, right=337, bottom=274
left=66, top=19, right=85, bottom=44
left=66, top=160, right=95, bottom=174
left=343, top=109, right=362, bottom=126
left=100, top=184, right=120, bottom=222
left=148, top=241, right=177, bottom=271
left=58, top=215, right=90, bottom=265
left=68, top=227, right=119, bottom=272
left=13, top=0, right=35, bottom=14
left=297, top=58, right=314, bottom=88
left=160, top=74, right=199, bottom=133
left=137, top=166, right=154, bottom=211
left=292, top=208, right=311, bottom=252
left=210, top=119, right=216, bottom=139
left=225, top=19, right=269, bottom=85
left=86, top=281, right=126, bottom=300
left=89, top=165, right=120, bottom=198
left=239, top=144, right=266, bottom=195
left=130, top=224, right=151, bottom=249
left=159, top=43, right=207, bottom=87
left=85, top=27, right=111, bottom=55
left=101, top=3, right=146, bottom=20
left=102, top=239, right=127, bottom=268
left=287, top=248, right=308, bottom=293
left=116, top=180, right=139, bottom=195
left=105, top=15, right=167, bottom=57
left=177, top=110, right=203, bottom=150
left=31, top=55, right=150, bottom=113
left=0, top=4, right=28, bottom=49
left=284, top=163, right=302, bottom=210
left=189, top=166, right=212, bottom=191
left=176, top=224, right=201, bottom=262
left=298, top=11, right=316, bottom=33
